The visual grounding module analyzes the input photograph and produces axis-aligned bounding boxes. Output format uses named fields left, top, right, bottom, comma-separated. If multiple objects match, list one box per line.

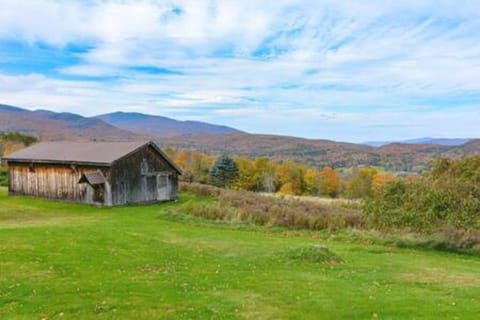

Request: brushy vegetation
left=364, top=157, right=480, bottom=250
left=180, top=180, right=480, bottom=253
left=179, top=183, right=361, bottom=231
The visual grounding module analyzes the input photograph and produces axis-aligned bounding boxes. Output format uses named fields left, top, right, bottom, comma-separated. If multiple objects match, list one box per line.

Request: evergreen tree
left=209, top=154, right=239, bottom=187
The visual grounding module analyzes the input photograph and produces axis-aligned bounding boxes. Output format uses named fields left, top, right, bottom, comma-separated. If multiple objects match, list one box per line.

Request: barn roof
left=3, top=141, right=182, bottom=173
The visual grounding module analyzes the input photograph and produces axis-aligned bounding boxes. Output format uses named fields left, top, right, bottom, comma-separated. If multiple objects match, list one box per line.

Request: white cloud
left=1, top=0, right=480, bottom=140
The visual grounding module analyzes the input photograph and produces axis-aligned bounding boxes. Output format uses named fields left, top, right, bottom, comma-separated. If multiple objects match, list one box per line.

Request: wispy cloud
left=0, top=0, right=479, bottom=141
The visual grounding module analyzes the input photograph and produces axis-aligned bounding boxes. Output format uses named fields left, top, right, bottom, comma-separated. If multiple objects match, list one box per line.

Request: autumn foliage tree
left=319, top=166, right=340, bottom=198
left=345, top=167, right=378, bottom=198
left=277, top=160, right=304, bottom=195
left=303, top=168, right=322, bottom=196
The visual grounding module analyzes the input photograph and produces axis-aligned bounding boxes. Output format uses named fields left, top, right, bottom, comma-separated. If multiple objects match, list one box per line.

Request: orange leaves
left=320, top=166, right=340, bottom=198
left=371, top=172, right=397, bottom=193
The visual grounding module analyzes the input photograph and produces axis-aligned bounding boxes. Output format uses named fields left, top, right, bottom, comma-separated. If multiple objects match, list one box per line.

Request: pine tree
left=209, top=154, right=239, bottom=187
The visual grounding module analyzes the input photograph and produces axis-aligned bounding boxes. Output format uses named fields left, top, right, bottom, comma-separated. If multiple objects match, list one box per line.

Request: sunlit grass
left=0, top=187, right=479, bottom=319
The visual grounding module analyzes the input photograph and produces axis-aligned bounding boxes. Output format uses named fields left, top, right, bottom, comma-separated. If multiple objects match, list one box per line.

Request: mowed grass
left=0, top=188, right=479, bottom=319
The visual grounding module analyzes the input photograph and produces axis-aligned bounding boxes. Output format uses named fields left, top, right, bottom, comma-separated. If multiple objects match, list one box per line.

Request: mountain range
left=0, top=104, right=239, bottom=140
left=96, top=111, right=241, bottom=137
left=1, top=103, right=479, bottom=171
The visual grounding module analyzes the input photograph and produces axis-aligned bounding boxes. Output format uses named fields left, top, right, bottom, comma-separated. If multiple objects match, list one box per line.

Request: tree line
left=165, top=148, right=406, bottom=199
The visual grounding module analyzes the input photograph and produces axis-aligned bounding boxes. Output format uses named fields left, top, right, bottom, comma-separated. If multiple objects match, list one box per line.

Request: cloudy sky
left=1, top=0, right=479, bottom=142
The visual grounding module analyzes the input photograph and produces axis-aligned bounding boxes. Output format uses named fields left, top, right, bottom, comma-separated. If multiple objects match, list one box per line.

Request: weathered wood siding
left=109, top=144, right=178, bottom=205
left=8, top=163, right=108, bottom=203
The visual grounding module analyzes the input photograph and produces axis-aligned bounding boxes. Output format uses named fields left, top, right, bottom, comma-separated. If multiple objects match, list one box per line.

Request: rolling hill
left=96, top=112, right=242, bottom=137
left=158, top=134, right=480, bottom=171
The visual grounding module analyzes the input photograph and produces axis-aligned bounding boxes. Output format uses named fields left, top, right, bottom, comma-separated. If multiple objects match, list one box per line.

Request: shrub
left=364, top=157, right=480, bottom=232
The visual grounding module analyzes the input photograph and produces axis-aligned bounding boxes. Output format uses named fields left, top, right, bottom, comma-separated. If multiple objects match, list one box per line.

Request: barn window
left=29, top=163, right=35, bottom=173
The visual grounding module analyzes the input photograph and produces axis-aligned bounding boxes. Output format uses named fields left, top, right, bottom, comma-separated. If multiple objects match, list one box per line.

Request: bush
left=364, top=157, right=480, bottom=232
left=362, top=156, right=480, bottom=250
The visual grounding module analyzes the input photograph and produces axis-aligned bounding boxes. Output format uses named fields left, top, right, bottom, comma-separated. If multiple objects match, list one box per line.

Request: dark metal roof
left=78, top=171, right=106, bottom=185
left=3, top=141, right=182, bottom=174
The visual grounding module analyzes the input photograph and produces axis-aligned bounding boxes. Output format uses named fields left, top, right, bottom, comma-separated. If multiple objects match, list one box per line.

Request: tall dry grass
left=179, top=182, right=361, bottom=231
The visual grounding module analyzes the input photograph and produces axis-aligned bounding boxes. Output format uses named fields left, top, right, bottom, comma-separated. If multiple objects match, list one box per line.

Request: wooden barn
left=2, top=141, right=182, bottom=206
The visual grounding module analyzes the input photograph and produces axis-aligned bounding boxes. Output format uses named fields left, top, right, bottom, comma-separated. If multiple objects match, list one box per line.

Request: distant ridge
left=0, top=104, right=25, bottom=113
left=96, top=112, right=242, bottom=137
left=364, top=137, right=472, bottom=147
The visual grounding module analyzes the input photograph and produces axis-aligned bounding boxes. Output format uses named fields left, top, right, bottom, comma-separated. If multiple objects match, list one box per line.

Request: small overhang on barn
left=78, top=171, right=106, bottom=185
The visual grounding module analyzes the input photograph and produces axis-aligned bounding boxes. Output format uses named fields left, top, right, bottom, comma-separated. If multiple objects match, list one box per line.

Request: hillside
left=0, top=104, right=141, bottom=141
left=159, top=134, right=480, bottom=171
left=159, top=133, right=379, bottom=167
left=96, top=112, right=242, bottom=137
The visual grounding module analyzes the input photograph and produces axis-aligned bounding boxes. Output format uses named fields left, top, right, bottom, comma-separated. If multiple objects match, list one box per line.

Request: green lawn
left=1, top=188, right=479, bottom=319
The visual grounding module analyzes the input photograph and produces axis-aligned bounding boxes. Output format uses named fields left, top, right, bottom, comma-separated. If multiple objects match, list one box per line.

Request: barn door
left=156, top=174, right=169, bottom=201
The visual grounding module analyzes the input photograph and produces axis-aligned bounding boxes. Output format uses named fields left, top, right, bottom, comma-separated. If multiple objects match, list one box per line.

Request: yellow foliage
left=279, top=182, right=295, bottom=195
left=371, top=172, right=397, bottom=192
left=303, top=168, right=321, bottom=195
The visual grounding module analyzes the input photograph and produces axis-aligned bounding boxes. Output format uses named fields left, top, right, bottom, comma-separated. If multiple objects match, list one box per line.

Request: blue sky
left=0, top=0, right=479, bottom=142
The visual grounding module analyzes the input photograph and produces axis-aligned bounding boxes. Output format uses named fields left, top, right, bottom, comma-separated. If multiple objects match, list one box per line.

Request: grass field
left=1, top=187, right=479, bottom=319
